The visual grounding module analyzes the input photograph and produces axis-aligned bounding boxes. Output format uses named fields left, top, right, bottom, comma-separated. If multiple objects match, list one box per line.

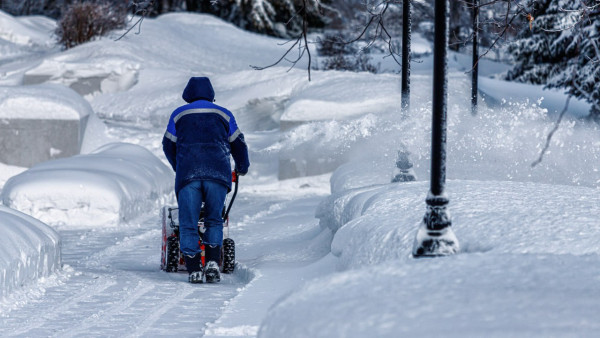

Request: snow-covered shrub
left=322, top=53, right=378, bottom=73
left=317, top=33, right=357, bottom=56
left=317, top=33, right=379, bottom=73
left=55, top=1, right=126, bottom=49
left=0, top=205, right=61, bottom=299
left=1, top=143, right=174, bottom=228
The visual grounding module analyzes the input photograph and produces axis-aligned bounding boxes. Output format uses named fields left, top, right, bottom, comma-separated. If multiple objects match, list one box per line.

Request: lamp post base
left=412, top=222, right=459, bottom=257
left=413, top=199, right=459, bottom=257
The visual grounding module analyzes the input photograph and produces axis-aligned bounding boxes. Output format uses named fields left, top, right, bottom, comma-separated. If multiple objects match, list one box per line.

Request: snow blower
left=160, top=171, right=239, bottom=274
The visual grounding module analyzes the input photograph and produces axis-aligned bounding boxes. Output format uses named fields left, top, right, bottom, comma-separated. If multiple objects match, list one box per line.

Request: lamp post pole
left=412, top=0, right=459, bottom=257
left=401, top=0, right=411, bottom=115
left=471, top=0, right=479, bottom=114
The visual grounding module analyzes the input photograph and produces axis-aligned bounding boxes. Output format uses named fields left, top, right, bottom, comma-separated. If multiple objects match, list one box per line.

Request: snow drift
left=0, top=83, right=92, bottom=120
left=0, top=10, right=55, bottom=47
left=1, top=143, right=174, bottom=227
left=260, top=166, right=600, bottom=337
left=0, top=205, right=60, bottom=299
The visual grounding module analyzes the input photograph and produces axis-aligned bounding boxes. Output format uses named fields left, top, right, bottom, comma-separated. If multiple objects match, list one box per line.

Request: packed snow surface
left=1, top=143, right=174, bottom=228
left=0, top=205, right=60, bottom=300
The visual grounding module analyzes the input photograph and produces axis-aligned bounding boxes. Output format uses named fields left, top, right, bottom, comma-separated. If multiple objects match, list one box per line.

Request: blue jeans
left=178, top=180, right=227, bottom=257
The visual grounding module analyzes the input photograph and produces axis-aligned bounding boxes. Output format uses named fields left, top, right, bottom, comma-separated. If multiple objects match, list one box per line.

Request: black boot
left=204, top=245, right=221, bottom=283
left=184, top=253, right=203, bottom=284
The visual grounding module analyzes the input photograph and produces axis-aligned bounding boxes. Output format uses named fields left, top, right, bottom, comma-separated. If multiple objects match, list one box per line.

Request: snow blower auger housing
left=161, top=171, right=238, bottom=274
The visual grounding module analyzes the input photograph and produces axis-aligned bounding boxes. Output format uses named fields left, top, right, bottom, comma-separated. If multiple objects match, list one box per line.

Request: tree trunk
left=186, top=0, right=198, bottom=12
left=449, top=0, right=463, bottom=51
left=200, top=0, right=211, bottom=13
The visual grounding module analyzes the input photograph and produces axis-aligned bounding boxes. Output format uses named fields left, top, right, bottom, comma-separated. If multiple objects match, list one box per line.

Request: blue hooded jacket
left=162, top=77, right=250, bottom=194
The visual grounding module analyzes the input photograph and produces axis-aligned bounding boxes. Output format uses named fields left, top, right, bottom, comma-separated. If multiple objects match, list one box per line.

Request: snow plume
left=1, top=143, right=174, bottom=228
left=277, top=71, right=600, bottom=188
left=0, top=205, right=61, bottom=301
left=275, top=114, right=381, bottom=179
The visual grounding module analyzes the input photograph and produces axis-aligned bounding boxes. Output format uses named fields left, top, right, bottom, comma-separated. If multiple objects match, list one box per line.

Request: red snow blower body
left=160, top=171, right=238, bottom=274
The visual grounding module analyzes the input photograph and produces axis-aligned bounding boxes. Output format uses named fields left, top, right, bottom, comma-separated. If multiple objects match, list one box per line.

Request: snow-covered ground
left=1, top=10, right=599, bottom=337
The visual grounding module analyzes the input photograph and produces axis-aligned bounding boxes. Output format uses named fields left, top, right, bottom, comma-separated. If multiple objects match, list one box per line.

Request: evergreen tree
left=506, top=0, right=600, bottom=120
left=192, top=0, right=334, bottom=38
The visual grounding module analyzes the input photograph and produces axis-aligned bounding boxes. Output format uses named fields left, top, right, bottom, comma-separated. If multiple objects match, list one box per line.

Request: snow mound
left=262, top=179, right=600, bottom=337
left=0, top=11, right=55, bottom=47
left=0, top=83, right=92, bottom=120
left=259, top=253, right=600, bottom=337
left=1, top=143, right=174, bottom=227
left=281, top=72, right=399, bottom=125
left=0, top=205, right=61, bottom=300
left=23, top=56, right=140, bottom=98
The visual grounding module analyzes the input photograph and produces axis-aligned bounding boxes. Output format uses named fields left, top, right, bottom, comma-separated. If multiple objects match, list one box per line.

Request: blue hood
left=182, top=77, right=215, bottom=103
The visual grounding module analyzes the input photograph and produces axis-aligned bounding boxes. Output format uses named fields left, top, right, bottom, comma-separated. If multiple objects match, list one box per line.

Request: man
left=163, top=77, right=249, bottom=283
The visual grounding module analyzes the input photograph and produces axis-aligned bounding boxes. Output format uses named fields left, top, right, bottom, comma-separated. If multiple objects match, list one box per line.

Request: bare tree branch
left=115, top=0, right=154, bottom=41
left=531, top=96, right=570, bottom=167
left=250, top=0, right=313, bottom=80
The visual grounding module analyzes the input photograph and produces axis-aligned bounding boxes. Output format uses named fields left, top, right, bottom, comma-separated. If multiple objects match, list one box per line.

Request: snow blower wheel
left=221, top=238, right=235, bottom=274
left=165, top=236, right=180, bottom=272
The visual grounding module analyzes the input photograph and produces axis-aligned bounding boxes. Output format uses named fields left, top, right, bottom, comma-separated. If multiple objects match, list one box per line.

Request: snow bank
left=52, top=12, right=309, bottom=123
left=23, top=57, right=140, bottom=98
left=0, top=163, right=26, bottom=190
left=0, top=205, right=61, bottom=299
left=260, top=252, right=600, bottom=337
left=0, top=11, right=55, bottom=47
left=281, top=72, right=400, bottom=124
left=1, top=143, right=174, bottom=227
left=0, top=83, right=92, bottom=120
left=261, top=179, right=600, bottom=337
left=0, top=84, right=101, bottom=167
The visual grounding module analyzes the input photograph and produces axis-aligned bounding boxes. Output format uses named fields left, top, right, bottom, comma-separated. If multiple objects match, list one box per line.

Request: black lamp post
left=471, top=0, right=479, bottom=114
left=401, top=0, right=411, bottom=114
left=412, top=0, right=459, bottom=257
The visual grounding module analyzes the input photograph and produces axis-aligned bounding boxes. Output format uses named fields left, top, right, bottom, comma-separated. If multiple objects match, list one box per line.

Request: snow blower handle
left=224, top=171, right=239, bottom=220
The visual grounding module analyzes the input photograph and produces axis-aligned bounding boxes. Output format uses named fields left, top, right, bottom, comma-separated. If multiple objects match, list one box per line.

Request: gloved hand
left=237, top=170, right=247, bottom=176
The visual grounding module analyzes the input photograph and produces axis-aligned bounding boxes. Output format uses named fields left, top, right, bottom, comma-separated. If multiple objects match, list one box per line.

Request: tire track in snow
left=127, top=286, right=195, bottom=337
left=5, top=276, right=117, bottom=336
left=55, top=281, right=157, bottom=338
left=82, top=228, right=161, bottom=269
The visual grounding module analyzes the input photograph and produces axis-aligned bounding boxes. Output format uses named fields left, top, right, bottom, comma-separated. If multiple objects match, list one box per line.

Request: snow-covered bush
left=55, top=1, right=126, bottom=49
left=317, top=33, right=378, bottom=73
left=0, top=205, right=61, bottom=299
left=1, top=143, right=174, bottom=228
